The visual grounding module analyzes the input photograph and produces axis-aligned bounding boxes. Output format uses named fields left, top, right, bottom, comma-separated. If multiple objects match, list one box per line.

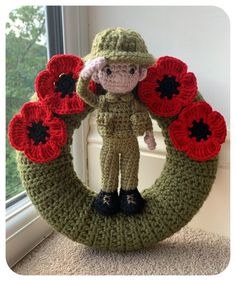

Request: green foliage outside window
left=6, top=6, right=47, bottom=200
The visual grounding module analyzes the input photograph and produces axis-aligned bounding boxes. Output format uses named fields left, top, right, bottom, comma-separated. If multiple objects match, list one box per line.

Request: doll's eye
left=129, top=67, right=136, bottom=75
left=105, top=67, right=112, bottom=75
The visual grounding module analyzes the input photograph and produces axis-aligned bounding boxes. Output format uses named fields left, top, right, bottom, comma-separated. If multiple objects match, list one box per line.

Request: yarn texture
left=16, top=91, right=219, bottom=251
left=8, top=102, right=67, bottom=163
left=84, top=28, right=155, bottom=66
left=8, top=28, right=227, bottom=251
left=77, top=77, right=152, bottom=192
left=77, top=78, right=153, bottom=138
left=100, top=137, right=140, bottom=192
left=138, top=56, right=197, bottom=117
left=35, top=54, right=85, bottom=115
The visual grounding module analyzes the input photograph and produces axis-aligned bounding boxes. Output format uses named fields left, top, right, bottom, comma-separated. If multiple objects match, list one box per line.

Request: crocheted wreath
left=8, top=54, right=227, bottom=251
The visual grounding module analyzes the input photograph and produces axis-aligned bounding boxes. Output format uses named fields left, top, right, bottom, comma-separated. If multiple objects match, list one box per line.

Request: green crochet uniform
left=77, top=77, right=153, bottom=192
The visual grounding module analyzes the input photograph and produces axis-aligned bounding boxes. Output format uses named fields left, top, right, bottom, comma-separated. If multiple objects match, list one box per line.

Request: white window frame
left=63, top=6, right=90, bottom=183
left=6, top=6, right=89, bottom=268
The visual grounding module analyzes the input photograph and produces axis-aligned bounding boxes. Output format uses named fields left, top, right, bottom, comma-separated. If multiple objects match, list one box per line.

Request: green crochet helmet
left=84, top=27, right=155, bottom=67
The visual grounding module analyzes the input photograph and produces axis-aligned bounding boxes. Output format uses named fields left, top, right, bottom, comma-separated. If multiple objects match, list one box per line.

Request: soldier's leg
left=120, top=137, right=140, bottom=189
left=93, top=138, right=120, bottom=216
left=119, top=137, right=145, bottom=215
left=100, top=140, right=119, bottom=192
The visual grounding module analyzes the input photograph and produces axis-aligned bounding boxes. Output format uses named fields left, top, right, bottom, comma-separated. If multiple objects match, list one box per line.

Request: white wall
left=88, top=6, right=230, bottom=127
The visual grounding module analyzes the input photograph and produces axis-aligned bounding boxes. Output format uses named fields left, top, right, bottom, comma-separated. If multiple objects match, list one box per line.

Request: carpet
left=12, top=226, right=230, bottom=275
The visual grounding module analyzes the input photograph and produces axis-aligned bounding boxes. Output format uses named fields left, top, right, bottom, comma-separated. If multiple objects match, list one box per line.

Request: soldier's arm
left=133, top=99, right=153, bottom=132
left=77, top=77, right=99, bottom=108
left=132, top=99, right=156, bottom=150
left=77, top=57, right=107, bottom=108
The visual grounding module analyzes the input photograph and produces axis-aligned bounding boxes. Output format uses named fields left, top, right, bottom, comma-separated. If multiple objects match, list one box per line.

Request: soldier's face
left=93, top=63, right=147, bottom=94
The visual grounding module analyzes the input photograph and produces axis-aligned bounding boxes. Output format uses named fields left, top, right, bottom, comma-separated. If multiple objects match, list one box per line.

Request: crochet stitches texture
left=16, top=92, right=218, bottom=251
left=84, top=27, right=155, bottom=66
left=11, top=29, right=225, bottom=251
left=77, top=77, right=153, bottom=192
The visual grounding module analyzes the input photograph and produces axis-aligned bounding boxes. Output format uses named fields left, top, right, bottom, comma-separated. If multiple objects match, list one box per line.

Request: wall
left=85, top=6, right=230, bottom=236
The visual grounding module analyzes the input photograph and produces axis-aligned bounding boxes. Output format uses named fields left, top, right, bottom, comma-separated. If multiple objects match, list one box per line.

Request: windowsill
left=6, top=191, right=28, bottom=215
left=6, top=194, right=53, bottom=268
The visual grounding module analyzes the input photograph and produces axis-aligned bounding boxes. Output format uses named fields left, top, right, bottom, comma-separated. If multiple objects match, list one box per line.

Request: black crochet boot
left=92, top=190, right=120, bottom=216
left=119, top=188, right=145, bottom=215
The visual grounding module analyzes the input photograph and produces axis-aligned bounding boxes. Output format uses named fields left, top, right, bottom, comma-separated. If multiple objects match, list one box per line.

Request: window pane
left=6, top=6, right=48, bottom=200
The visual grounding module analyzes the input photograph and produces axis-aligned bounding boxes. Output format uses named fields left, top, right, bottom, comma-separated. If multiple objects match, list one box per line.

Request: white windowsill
left=6, top=194, right=53, bottom=268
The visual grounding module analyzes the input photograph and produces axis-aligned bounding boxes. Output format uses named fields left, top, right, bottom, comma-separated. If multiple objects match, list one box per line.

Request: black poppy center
left=27, top=121, right=50, bottom=145
left=188, top=118, right=212, bottom=142
left=156, top=75, right=180, bottom=99
left=55, top=74, right=76, bottom=98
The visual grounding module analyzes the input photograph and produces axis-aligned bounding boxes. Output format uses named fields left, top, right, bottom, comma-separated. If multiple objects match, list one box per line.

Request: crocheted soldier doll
left=77, top=28, right=156, bottom=216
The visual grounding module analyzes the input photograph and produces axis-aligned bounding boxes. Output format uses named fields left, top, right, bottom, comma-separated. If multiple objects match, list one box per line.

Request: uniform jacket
left=77, top=77, right=153, bottom=138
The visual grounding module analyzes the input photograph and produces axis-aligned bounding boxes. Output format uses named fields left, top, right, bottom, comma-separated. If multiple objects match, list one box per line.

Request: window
left=6, top=6, right=65, bottom=267
left=6, top=6, right=64, bottom=203
left=6, top=6, right=47, bottom=201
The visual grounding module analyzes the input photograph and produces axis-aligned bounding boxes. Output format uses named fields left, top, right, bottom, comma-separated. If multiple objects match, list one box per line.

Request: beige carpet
left=13, top=226, right=229, bottom=275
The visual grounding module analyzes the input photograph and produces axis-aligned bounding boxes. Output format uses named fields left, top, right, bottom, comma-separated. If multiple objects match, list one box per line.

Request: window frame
left=6, top=6, right=67, bottom=268
left=63, top=6, right=90, bottom=183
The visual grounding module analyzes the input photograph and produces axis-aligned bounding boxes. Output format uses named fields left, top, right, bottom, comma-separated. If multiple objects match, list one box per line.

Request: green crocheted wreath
left=8, top=54, right=226, bottom=252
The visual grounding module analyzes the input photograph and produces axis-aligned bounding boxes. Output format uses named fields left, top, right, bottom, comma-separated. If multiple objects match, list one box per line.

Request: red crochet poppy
left=169, top=101, right=227, bottom=161
left=138, top=56, right=197, bottom=117
left=8, top=102, right=67, bottom=163
left=35, top=54, right=95, bottom=115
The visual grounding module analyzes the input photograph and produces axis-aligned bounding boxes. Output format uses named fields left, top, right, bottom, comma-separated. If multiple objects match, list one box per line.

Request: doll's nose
left=114, top=69, right=129, bottom=76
